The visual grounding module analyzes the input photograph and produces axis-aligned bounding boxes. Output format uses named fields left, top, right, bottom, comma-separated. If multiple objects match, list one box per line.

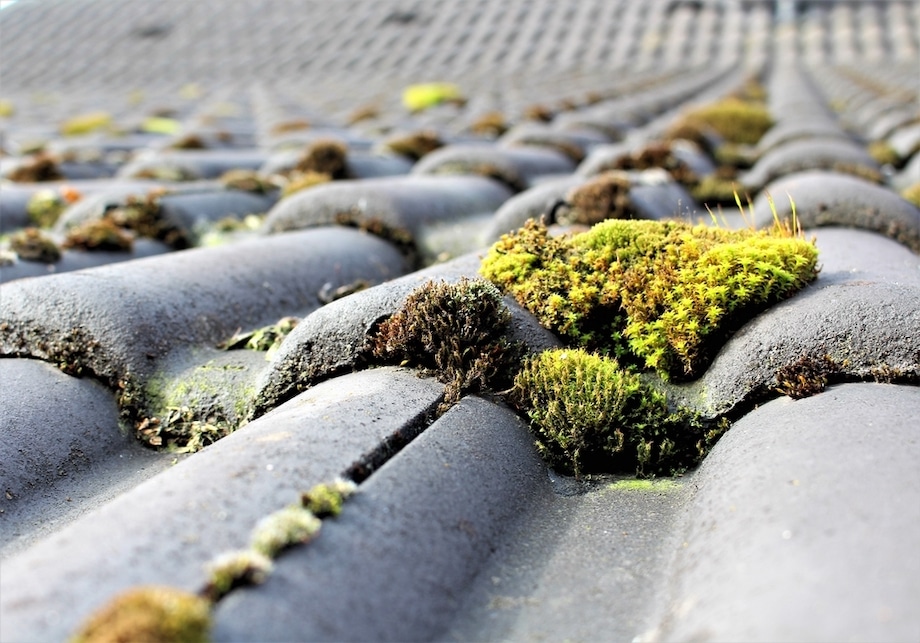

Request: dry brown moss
left=558, top=172, right=636, bottom=225
left=609, top=142, right=697, bottom=186
left=219, top=169, right=277, bottom=194
left=168, top=134, right=207, bottom=150
left=523, top=104, right=555, bottom=123
left=295, top=139, right=348, bottom=179
left=902, top=183, right=920, bottom=208
left=346, top=104, right=380, bottom=125
left=772, top=354, right=839, bottom=399
left=470, top=111, right=509, bottom=137
left=270, top=119, right=311, bottom=135
left=8, top=153, right=64, bottom=182
left=382, top=130, right=445, bottom=161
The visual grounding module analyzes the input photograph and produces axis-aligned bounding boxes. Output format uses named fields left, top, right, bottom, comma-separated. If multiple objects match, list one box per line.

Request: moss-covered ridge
left=480, top=218, right=819, bottom=379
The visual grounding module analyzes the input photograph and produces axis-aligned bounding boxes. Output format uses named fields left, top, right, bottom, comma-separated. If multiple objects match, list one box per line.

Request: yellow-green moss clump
left=679, top=97, right=773, bottom=146
left=71, top=586, right=211, bottom=643
left=369, top=278, right=521, bottom=410
left=60, top=111, right=113, bottom=136
left=250, top=505, right=322, bottom=558
left=513, top=349, right=725, bottom=477
left=481, top=218, right=818, bottom=379
left=902, top=183, right=920, bottom=208
left=221, top=316, right=300, bottom=360
left=301, top=478, right=357, bottom=518
left=203, top=549, right=273, bottom=601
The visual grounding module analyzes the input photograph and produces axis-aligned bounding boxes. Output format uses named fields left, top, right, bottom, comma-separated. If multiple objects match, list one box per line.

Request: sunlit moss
left=71, top=586, right=210, bottom=643
left=60, top=111, right=113, bottom=136
left=9, top=227, right=61, bottom=263
left=250, top=505, right=322, bottom=558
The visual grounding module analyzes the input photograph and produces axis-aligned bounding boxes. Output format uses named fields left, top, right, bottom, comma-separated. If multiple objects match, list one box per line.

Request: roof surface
left=1, top=1, right=919, bottom=641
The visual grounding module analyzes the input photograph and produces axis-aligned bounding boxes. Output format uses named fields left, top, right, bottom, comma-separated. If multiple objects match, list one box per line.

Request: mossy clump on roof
left=270, top=118, right=311, bottom=135
left=219, top=169, right=277, bottom=194
left=203, top=549, right=273, bottom=601
left=381, top=130, right=445, bottom=161
left=480, top=218, right=818, bottom=379
left=62, top=218, right=134, bottom=252
left=60, top=110, right=113, bottom=136
left=902, top=183, right=920, bottom=208
left=168, top=133, right=207, bottom=150
left=556, top=171, right=636, bottom=225
left=512, top=348, right=724, bottom=477
left=609, top=142, right=697, bottom=186
left=105, top=190, right=189, bottom=248
left=470, top=111, right=509, bottom=137
left=8, top=227, right=62, bottom=263
left=8, top=153, right=64, bottom=182
left=250, top=505, right=322, bottom=558
left=294, top=139, right=348, bottom=179
left=301, top=478, right=358, bottom=518
left=402, top=82, right=465, bottom=112
left=71, top=586, right=211, bottom=643
left=281, top=170, right=332, bottom=198
left=369, top=277, right=522, bottom=411
left=26, top=187, right=81, bottom=228
left=0, top=99, right=15, bottom=118
left=221, top=316, right=300, bottom=361
left=674, top=93, right=773, bottom=146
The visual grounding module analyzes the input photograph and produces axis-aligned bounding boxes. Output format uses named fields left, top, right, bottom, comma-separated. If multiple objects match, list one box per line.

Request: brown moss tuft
left=382, top=130, right=445, bottom=161
left=219, top=169, right=276, bottom=194
left=106, top=190, right=188, bottom=248
left=169, top=134, right=207, bottom=150
left=62, top=219, right=134, bottom=252
left=71, top=586, right=211, bottom=643
left=523, top=104, right=555, bottom=123
left=281, top=170, right=332, bottom=198
left=8, top=153, right=64, bottom=182
left=901, top=183, right=920, bottom=208
left=610, top=142, right=697, bottom=186
left=295, top=139, right=348, bottom=179
left=346, top=104, right=380, bottom=125
left=772, top=354, right=838, bottom=399
left=9, top=227, right=62, bottom=263
left=470, top=111, right=509, bottom=137
left=369, top=278, right=522, bottom=410
left=559, top=171, right=636, bottom=225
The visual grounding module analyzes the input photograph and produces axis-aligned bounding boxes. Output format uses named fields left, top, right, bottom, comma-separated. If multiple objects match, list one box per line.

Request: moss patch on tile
left=71, top=586, right=210, bottom=643
left=678, top=97, right=773, bottom=146
left=512, top=348, right=725, bottom=477
left=608, top=478, right=681, bottom=493
left=480, top=218, right=818, bottom=379
left=369, top=277, right=522, bottom=412
left=8, top=153, right=64, bottom=182
left=62, top=218, right=134, bottom=252
left=60, top=110, right=113, bottom=136
left=381, top=130, right=445, bottom=161
left=8, top=227, right=61, bottom=263
left=203, top=550, right=273, bottom=602
left=295, top=139, right=348, bottom=179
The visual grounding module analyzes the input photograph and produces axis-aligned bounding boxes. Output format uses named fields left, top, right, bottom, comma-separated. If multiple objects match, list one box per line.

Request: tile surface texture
left=1, top=0, right=919, bottom=641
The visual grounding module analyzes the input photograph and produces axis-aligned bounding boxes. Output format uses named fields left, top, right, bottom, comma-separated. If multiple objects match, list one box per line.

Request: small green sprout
left=250, top=505, right=322, bottom=558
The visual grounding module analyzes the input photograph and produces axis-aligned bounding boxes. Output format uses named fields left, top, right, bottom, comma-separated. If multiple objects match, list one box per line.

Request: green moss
left=480, top=218, right=818, bottom=379
left=60, top=111, right=113, bottom=136
left=250, top=505, right=322, bottom=558
left=523, top=104, right=555, bottom=123
left=512, top=349, right=725, bottom=477
left=369, top=277, right=521, bottom=411
left=62, top=219, right=134, bottom=252
left=0, top=99, right=15, bottom=118
left=9, top=228, right=61, bottom=263
left=26, top=189, right=68, bottom=227
left=608, top=478, right=680, bottom=492
left=902, top=183, right=920, bottom=208
left=270, top=119, right=311, bottom=135
left=691, top=175, right=741, bottom=206
left=70, top=586, right=211, bottom=643
left=867, top=140, right=900, bottom=167
left=300, top=479, right=357, bottom=518
left=221, top=316, right=300, bottom=360
left=203, top=550, right=273, bottom=601
left=679, top=98, right=773, bottom=146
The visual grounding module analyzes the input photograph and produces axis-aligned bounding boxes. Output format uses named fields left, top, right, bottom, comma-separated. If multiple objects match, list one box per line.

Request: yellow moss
left=251, top=505, right=322, bottom=558
left=204, top=550, right=273, bottom=601
left=26, top=189, right=68, bottom=227
left=71, top=586, right=210, bottom=643
left=270, top=119, right=311, bottom=135
left=867, top=140, right=900, bottom=167
left=60, top=111, right=113, bottom=136
left=281, top=170, right=332, bottom=197
left=679, top=98, right=773, bottom=146
left=481, top=218, right=818, bottom=379
left=902, top=183, right=920, bottom=208
left=301, top=479, right=358, bottom=518
left=0, top=99, right=15, bottom=118
left=402, top=83, right=465, bottom=112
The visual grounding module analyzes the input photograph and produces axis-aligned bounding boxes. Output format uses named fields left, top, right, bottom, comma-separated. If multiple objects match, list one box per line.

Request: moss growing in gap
left=71, top=586, right=210, bottom=643
left=772, top=354, right=839, bottom=399
left=678, top=97, right=773, bottom=146
left=470, top=111, right=509, bottom=137
left=221, top=316, right=300, bottom=360
left=203, top=550, right=273, bottom=602
left=480, top=218, right=818, bottom=379
left=512, top=349, right=725, bottom=477
left=295, top=139, right=349, bottom=179
left=608, top=142, right=698, bottom=186
left=250, top=505, right=322, bottom=558
left=381, top=130, right=445, bottom=161
left=8, top=228, right=61, bottom=263
left=369, top=277, right=522, bottom=411
left=301, top=479, right=358, bottom=518
left=281, top=170, right=332, bottom=198
left=8, top=153, right=64, bottom=182
left=556, top=171, right=637, bottom=225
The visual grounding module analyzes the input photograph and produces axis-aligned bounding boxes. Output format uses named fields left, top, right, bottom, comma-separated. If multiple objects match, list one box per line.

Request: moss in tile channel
left=72, top=480, right=357, bottom=641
